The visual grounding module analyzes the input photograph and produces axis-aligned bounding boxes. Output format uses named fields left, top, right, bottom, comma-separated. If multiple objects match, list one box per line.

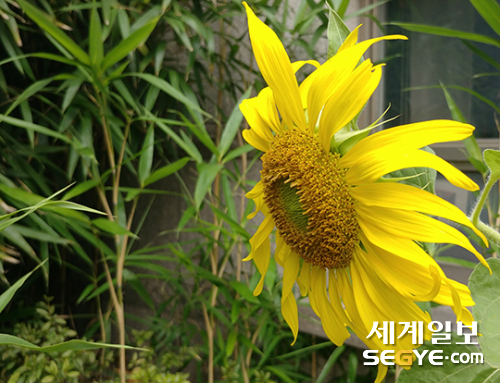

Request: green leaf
left=3, top=77, right=54, bottom=120
left=219, top=87, right=252, bottom=159
left=62, top=179, right=100, bottom=200
left=222, top=144, right=254, bottom=163
left=92, top=218, right=137, bottom=237
left=62, top=78, right=83, bottom=112
left=0, top=113, right=74, bottom=144
left=336, top=125, right=377, bottom=155
left=316, top=346, right=345, bottom=383
left=344, top=0, right=389, bottom=20
left=128, top=73, right=210, bottom=117
left=397, top=335, right=497, bottom=382
left=327, top=5, right=351, bottom=59
left=123, top=269, right=155, bottom=310
left=483, top=149, right=500, bottom=179
left=0, top=184, right=77, bottom=231
left=144, top=157, right=189, bottom=187
left=347, top=352, right=358, bottom=383
left=462, top=40, right=500, bottom=72
left=194, top=163, right=223, bottom=210
left=275, top=342, right=333, bottom=360
left=0, top=261, right=46, bottom=314
left=148, top=114, right=202, bottom=163
left=0, top=334, right=142, bottom=352
left=264, top=366, right=295, bottom=383
left=441, top=86, right=486, bottom=174
left=138, top=125, right=155, bottom=187
left=89, top=6, right=104, bottom=67
left=470, top=0, right=500, bottom=38
left=221, top=173, right=237, bottom=221
left=390, top=22, right=500, bottom=49
left=435, top=256, right=477, bottom=269
left=225, top=330, right=237, bottom=357
left=16, top=0, right=90, bottom=65
left=470, top=258, right=500, bottom=368
left=229, top=281, right=259, bottom=304
left=101, top=17, right=159, bottom=71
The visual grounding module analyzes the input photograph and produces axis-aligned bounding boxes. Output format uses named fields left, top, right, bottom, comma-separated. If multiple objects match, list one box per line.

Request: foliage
left=398, top=259, right=500, bottom=382
left=0, top=0, right=386, bottom=382
left=0, top=297, right=108, bottom=383
left=0, top=298, right=194, bottom=383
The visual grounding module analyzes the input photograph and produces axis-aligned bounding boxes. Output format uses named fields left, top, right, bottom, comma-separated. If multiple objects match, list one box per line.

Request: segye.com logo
left=362, top=320, right=484, bottom=366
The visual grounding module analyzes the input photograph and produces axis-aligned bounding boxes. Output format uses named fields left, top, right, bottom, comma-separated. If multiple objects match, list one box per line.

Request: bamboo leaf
left=16, top=0, right=90, bottom=65
left=62, top=179, right=100, bottom=200
left=89, top=6, right=104, bottom=68
left=194, top=163, right=223, bottom=210
left=0, top=261, right=46, bottom=314
left=92, top=218, right=137, bottom=238
left=441, top=85, right=486, bottom=174
left=101, top=17, right=159, bottom=71
left=3, top=77, right=54, bottom=119
left=470, top=0, right=500, bottom=38
left=127, top=73, right=210, bottom=117
left=391, top=22, right=500, bottom=48
left=219, top=87, right=252, bottom=159
left=0, top=334, right=142, bottom=352
left=144, top=157, right=189, bottom=187
left=138, top=125, right=155, bottom=187
left=0, top=114, right=74, bottom=145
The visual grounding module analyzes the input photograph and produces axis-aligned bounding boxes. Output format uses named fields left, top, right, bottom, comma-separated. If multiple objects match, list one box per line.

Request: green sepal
left=326, top=3, right=351, bottom=59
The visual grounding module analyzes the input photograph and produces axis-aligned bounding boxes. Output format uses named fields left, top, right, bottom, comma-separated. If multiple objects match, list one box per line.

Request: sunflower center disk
left=261, top=128, right=359, bottom=269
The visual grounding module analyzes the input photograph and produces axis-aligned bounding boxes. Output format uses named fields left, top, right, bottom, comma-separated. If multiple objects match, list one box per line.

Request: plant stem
left=471, top=174, right=498, bottom=226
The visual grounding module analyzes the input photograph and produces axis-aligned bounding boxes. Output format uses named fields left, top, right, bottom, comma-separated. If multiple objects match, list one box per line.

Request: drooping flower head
left=241, top=3, right=490, bottom=382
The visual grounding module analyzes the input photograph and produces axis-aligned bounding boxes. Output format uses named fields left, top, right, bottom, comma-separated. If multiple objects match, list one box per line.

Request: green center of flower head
left=261, top=127, right=359, bottom=269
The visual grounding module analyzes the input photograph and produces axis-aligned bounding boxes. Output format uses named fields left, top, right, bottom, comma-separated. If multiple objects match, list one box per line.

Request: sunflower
left=241, top=3, right=490, bottom=381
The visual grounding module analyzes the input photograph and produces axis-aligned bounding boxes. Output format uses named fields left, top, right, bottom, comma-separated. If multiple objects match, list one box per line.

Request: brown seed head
left=261, top=127, right=359, bottom=269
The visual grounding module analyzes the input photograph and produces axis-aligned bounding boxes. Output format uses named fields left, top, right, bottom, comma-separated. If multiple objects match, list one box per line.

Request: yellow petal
left=282, top=251, right=300, bottom=300
left=345, top=148, right=479, bottom=191
left=351, top=253, right=432, bottom=348
left=336, top=267, right=384, bottom=351
left=274, top=231, right=285, bottom=266
left=242, top=128, right=270, bottom=152
left=310, top=266, right=350, bottom=346
left=296, top=262, right=311, bottom=296
left=351, top=182, right=487, bottom=246
left=252, top=237, right=271, bottom=296
left=247, top=193, right=266, bottom=220
left=240, top=90, right=280, bottom=136
left=306, top=33, right=407, bottom=133
left=354, top=219, right=475, bottom=306
left=282, top=293, right=299, bottom=345
left=356, top=203, right=488, bottom=269
left=244, top=2, right=306, bottom=130
left=328, top=269, right=352, bottom=325
left=337, top=25, right=361, bottom=53
left=249, top=213, right=274, bottom=250
left=341, top=120, right=475, bottom=168
left=281, top=251, right=300, bottom=344
left=246, top=180, right=263, bottom=199
left=291, top=60, right=320, bottom=72
left=318, top=61, right=382, bottom=152
left=358, top=233, right=442, bottom=302
left=461, top=307, right=474, bottom=326
left=375, top=364, right=388, bottom=383
left=444, top=278, right=463, bottom=322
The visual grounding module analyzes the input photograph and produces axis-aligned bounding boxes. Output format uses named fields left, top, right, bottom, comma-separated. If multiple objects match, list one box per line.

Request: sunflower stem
left=475, top=220, right=500, bottom=247
left=471, top=174, right=499, bottom=227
